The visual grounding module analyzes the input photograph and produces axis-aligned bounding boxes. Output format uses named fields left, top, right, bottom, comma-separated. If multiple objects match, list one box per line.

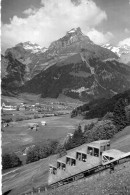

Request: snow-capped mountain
left=2, top=27, right=130, bottom=100
left=3, top=27, right=117, bottom=81
left=102, top=43, right=130, bottom=64
left=102, top=44, right=121, bottom=56
left=4, top=42, right=49, bottom=79
left=16, top=41, right=47, bottom=54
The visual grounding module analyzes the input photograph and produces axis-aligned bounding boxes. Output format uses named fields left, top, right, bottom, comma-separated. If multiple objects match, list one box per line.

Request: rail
left=21, top=156, right=130, bottom=195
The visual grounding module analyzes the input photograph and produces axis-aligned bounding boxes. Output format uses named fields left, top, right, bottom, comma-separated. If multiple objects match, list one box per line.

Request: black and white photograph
left=1, top=0, right=130, bottom=194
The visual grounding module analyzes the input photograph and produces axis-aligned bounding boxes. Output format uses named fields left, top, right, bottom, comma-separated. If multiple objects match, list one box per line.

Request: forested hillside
left=71, top=89, right=130, bottom=119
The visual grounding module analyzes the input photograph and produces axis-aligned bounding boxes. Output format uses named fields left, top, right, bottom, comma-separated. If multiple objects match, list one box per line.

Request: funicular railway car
left=48, top=140, right=110, bottom=185
left=48, top=139, right=130, bottom=187
left=21, top=140, right=130, bottom=195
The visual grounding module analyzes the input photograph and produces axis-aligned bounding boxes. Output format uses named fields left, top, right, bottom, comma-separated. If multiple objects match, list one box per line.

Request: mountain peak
left=67, top=27, right=82, bottom=35
left=49, top=27, right=92, bottom=51
left=15, top=41, right=47, bottom=54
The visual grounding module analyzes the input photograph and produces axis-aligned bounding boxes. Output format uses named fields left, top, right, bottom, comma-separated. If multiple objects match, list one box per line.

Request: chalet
left=41, top=121, right=47, bottom=126
left=2, top=102, right=16, bottom=111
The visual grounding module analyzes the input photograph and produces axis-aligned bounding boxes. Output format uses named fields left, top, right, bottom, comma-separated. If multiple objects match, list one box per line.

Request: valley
left=2, top=114, right=82, bottom=154
left=1, top=0, right=130, bottom=194
left=1, top=25, right=130, bottom=195
left=2, top=94, right=84, bottom=155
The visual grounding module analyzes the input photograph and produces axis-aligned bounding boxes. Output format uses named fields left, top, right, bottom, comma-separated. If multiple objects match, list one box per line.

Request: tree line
left=71, top=89, right=130, bottom=119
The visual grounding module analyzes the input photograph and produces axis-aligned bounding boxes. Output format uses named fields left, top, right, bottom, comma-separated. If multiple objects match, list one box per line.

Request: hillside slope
left=22, top=56, right=130, bottom=101
left=2, top=126, right=130, bottom=195
left=43, top=162, right=130, bottom=195
left=71, top=89, right=130, bottom=118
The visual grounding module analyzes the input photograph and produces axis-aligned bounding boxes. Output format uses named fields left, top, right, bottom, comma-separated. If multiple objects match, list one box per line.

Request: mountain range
left=2, top=27, right=130, bottom=101
left=102, top=43, right=130, bottom=65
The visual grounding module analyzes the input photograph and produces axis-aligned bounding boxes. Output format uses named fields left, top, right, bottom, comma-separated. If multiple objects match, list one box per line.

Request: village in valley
left=1, top=96, right=82, bottom=160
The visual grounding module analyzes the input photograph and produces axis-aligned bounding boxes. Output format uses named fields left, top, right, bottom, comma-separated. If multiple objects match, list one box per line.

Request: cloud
left=2, top=0, right=107, bottom=52
left=118, top=37, right=130, bottom=46
left=124, top=28, right=130, bottom=34
left=23, top=8, right=37, bottom=15
left=86, top=29, right=113, bottom=45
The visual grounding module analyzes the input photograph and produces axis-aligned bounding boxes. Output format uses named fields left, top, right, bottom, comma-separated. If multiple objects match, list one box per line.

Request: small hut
left=28, top=123, right=39, bottom=131
left=41, top=121, right=47, bottom=126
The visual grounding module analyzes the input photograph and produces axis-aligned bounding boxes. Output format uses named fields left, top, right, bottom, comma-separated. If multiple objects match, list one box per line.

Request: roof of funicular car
left=87, top=140, right=110, bottom=149
left=103, top=149, right=125, bottom=159
left=66, top=150, right=76, bottom=159
left=76, top=146, right=87, bottom=154
left=57, top=156, right=66, bottom=164
left=49, top=140, right=110, bottom=168
left=49, top=161, right=57, bottom=168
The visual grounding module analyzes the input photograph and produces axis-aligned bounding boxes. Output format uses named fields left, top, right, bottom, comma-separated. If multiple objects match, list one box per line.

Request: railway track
left=22, top=155, right=130, bottom=195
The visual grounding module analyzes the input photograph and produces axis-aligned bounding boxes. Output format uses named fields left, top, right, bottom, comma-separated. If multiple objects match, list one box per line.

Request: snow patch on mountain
left=71, top=87, right=87, bottom=93
left=17, top=41, right=48, bottom=54
left=102, top=43, right=130, bottom=57
left=67, top=27, right=83, bottom=35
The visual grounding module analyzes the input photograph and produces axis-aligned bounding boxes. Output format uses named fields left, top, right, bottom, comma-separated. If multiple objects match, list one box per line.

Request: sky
left=1, top=0, right=130, bottom=53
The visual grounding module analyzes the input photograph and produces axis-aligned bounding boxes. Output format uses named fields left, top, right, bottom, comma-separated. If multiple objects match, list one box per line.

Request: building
left=2, top=102, right=16, bottom=111
left=41, top=121, right=47, bottom=126
left=48, top=140, right=111, bottom=184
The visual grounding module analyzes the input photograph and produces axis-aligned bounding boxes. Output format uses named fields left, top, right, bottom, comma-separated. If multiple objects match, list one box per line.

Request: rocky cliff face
left=2, top=53, right=26, bottom=95
left=4, top=41, right=48, bottom=79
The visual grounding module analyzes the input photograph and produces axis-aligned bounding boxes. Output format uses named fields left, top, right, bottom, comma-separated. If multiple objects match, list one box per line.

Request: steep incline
left=23, top=52, right=130, bottom=101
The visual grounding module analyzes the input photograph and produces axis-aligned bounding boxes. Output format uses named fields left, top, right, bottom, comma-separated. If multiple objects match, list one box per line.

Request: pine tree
left=71, top=124, right=84, bottom=147
left=56, top=143, right=67, bottom=158
left=113, top=98, right=128, bottom=131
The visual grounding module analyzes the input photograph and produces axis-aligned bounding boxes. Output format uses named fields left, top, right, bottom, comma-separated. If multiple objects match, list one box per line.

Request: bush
left=26, top=140, right=59, bottom=164
left=2, top=153, right=22, bottom=170
left=84, top=122, right=96, bottom=133
left=15, top=117, right=24, bottom=121
left=3, top=118, right=13, bottom=123
left=34, top=114, right=40, bottom=119
left=84, top=120, right=117, bottom=143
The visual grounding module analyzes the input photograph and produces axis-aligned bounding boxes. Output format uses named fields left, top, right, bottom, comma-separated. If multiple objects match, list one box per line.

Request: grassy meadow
left=2, top=115, right=82, bottom=154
